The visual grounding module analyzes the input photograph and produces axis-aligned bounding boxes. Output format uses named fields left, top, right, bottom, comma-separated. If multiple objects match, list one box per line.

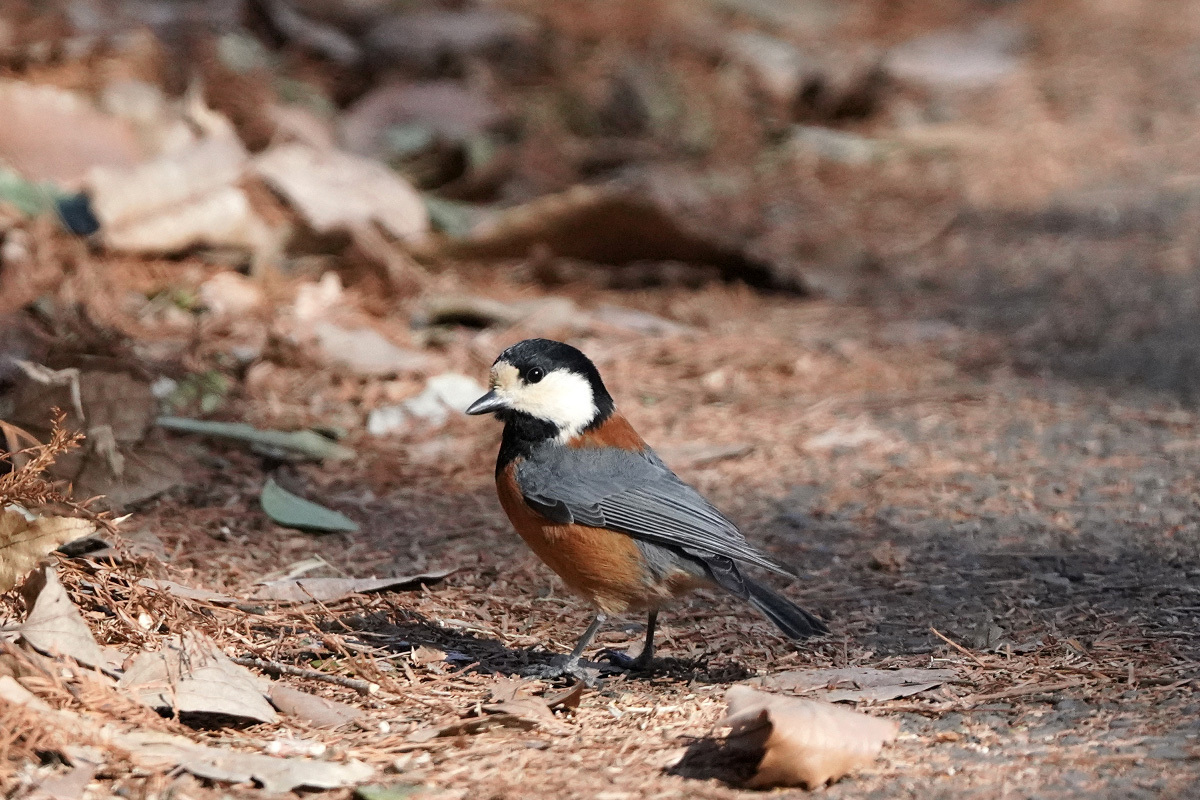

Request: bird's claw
left=598, top=648, right=652, bottom=672
left=519, top=657, right=603, bottom=686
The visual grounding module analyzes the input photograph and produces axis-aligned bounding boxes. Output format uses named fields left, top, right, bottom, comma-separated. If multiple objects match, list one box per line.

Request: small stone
left=425, top=373, right=486, bottom=413
left=367, top=373, right=485, bottom=435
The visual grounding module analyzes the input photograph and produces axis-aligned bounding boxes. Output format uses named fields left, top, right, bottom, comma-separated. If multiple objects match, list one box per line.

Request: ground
left=4, top=0, right=1200, bottom=797
left=46, top=267, right=1193, bottom=799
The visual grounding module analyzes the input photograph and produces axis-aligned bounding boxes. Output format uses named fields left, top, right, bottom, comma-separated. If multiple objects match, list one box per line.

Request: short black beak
left=465, top=390, right=508, bottom=416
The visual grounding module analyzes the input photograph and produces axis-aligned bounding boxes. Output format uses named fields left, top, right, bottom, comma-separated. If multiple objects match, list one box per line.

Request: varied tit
left=467, top=338, right=826, bottom=679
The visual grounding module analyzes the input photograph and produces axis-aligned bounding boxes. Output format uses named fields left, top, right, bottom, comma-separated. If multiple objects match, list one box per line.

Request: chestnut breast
left=497, top=459, right=662, bottom=614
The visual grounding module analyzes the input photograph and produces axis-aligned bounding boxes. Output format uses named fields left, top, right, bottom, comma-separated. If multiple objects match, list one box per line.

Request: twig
left=231, top=655, right=378, bottom=695
left=930, top=626, right=988, bottom=668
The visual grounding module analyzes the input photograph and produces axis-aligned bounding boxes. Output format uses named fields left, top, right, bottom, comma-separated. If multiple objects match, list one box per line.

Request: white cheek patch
left=493, top=364, right=597, bottom=438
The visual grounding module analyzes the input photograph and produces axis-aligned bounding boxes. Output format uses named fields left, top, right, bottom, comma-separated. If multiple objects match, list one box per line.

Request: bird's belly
left=497, top=470, right=671, bottom=614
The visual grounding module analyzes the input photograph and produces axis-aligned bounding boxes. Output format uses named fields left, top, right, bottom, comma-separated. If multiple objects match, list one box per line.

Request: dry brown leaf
left=0, top=680, right=370, bottom=791
left=480, top=678, right=555, bottom=724
left=406, top=713, right=538, bottom=743
left=268, top=682, right=365, bottom=729
left=410, top=645, right=447, bottom=667
left=137, top=578, right=239, bottom=605
left=751, top=666, right=957, bottom=703
left=0, top=511, right=96, bottom=593
left=28, top=761, right=97, bottom=800
left=544, top=681, right=586, bottom=711
left=482, top=697, right=556, bottom=725
left=86, top=132, right=277, bottom=260
left=8, top=373, right=188, bottom=509
left=116, top=730, right=374, bottom=791
left=117, top=631, right=277, bottom=724
left=721, top=685, right=899, bottom=789
left=429, top=184, right=783, bottom=288
left=248, top=570, right=454, bottom=603
left=253, top=143, right=429, bottom=243
left=0, top=80, right=144, bottom=185
left=17, top=566, right=107, bottom=671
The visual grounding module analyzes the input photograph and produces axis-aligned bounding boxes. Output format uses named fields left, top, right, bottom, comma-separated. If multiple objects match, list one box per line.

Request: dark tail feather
left=745, top=578, right=828, bottom=639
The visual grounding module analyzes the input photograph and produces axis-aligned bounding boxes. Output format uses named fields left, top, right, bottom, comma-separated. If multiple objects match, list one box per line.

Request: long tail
left=744, top=578, right=828, bottom=639
left=694, top=552, right=828, bottom=639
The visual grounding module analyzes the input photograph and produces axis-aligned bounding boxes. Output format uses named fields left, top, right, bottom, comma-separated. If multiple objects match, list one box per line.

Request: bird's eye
left=526, top=367, right=545, bottom=384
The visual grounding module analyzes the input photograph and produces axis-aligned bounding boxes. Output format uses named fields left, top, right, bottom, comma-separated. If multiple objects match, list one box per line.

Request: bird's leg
left=566, top=612, right=607, bottom=664
left=632, top=610, right=657, bottom=670
left=600, top=610, right=657, bottom=672
left=522, top=613, right=607, bottom=682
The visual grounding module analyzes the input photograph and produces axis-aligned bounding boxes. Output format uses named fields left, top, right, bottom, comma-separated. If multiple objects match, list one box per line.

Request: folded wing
left=516, top=444, right=793, bottom=576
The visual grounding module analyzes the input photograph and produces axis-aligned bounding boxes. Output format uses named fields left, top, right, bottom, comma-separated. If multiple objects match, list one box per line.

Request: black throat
left=494, top=397, right=614, bottom=474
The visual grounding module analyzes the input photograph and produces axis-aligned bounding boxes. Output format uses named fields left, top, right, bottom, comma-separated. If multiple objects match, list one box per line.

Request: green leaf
left=355, top=784, right=425, bottom=800
left=260, top=478, right=359, bottom=533
left=157, top=417, right=355, bottom=462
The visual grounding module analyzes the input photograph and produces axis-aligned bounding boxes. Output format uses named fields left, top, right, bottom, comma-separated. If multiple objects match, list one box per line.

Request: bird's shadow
left=326, top=606, right=755, bottom=685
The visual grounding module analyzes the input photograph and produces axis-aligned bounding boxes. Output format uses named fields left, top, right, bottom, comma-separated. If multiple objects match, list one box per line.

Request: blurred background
left=6, top=2, right=1200, bottom=796
left=4, top=0, right=1200, bottom=562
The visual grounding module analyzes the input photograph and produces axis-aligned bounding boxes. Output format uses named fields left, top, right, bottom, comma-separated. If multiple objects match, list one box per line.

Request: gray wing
left=515, top=444, right=793, bottom=576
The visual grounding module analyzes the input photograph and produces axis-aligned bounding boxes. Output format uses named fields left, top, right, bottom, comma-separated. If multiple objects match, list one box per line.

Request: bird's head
left=465, top=338, right=614, bottom=438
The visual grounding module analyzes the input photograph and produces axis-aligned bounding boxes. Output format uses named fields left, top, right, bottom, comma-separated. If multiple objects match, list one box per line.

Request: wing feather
left=516, top=444, right=792, bottom=576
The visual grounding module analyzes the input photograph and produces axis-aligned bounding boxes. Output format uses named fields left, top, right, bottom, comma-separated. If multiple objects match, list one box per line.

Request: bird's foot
left=598, top=648, right=653, bottom=673
left=519, top=656, right=603, bottom=686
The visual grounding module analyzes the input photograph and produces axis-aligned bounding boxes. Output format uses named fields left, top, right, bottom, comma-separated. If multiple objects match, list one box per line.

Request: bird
left=466, top=338, right=827, bottom=679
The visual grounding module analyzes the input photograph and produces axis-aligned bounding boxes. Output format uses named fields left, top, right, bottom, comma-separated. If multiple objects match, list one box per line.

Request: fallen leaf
left=355, top=784, right=425, bottom=800
left=137, top=578, right=239, bottom=605
left=0, top=512, right=96, bottom=593
left=118, top=631, right=277, bottom=724
left=544, top=681, right=586, bottom=711
left=157, top=416, right=355, bottom=461
left=254, top=143, right=429, bottom=243
left=28, top=761, right=97, bottom=800
left=17, top=567, right=107, bottom=671
left=430, top=185, right=786, bottom=289
left=752, top=667, right=957, bottom=703
left=486, top=675, right=528, bottom=704
left=116, top=730, right=373, bottom=792
left=406, top=713, right=537, bottom=743
left=5, top=677, right=370, bottom=791
left=482, top=696, right=556, bottom=726
left=0, top=80, right=144, bottom=185
left=268, top=682, right=365, bottom=728
left=260, top=478, right=359, bottom=534
left=7, top=370, right=187, bottom=508
left=87, top=132, right=276, bottom=259
left=411, top=645, right=447, bottom=667
left=721, top=685, right=899, bottom=789
left=311, top=321, right=430, bottom=377
left=0, top=673, right=52, bottom=710
left=248, top=570, right=454, bottom=603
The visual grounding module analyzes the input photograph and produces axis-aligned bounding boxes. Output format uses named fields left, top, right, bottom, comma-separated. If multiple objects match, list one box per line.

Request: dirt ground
left=26, top=264, right=1192, bottom=800
left=4, top=0, right=1200, bottom=798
